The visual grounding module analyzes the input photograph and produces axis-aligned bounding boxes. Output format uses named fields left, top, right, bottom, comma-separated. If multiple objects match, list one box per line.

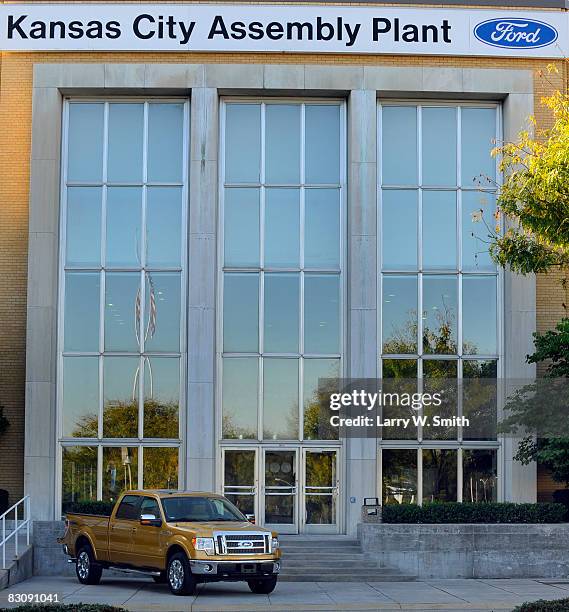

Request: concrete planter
left=358, top=523, right=569, bottom=579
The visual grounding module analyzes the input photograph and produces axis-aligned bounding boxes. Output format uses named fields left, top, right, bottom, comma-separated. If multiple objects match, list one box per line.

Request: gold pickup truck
left=59, top=490, right=281, bottom=595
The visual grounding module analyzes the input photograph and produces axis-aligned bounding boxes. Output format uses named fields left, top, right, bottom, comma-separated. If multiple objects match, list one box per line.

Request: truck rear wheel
left=167, top=552, right=196, bottom=596
left=75, top=544, right=103, bottom=585
left=248, top=576, right=278, bottom=594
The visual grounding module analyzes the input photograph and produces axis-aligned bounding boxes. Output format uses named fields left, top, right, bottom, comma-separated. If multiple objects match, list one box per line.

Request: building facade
left=0, top=0, right=568, bottom=536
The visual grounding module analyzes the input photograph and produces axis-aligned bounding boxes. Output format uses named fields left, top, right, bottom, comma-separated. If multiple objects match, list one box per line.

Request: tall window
left=379, top=103, right=500, bottom=504
left=59, top=100, right=188, bottom=507
left=221, top=101, right=344, bottom=441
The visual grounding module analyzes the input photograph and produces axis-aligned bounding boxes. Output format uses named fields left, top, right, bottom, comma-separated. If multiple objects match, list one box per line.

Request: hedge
left=381, top=502, right=567, bottom=523
left=513, top=598, right=569, bottom=611
left=62, top=501, right=115, bottom=516
left=0, top=605, right=127, bottom=612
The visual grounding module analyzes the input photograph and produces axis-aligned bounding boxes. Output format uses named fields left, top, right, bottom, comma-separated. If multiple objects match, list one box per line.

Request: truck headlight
left=271, top=537, right=279, bottom=551
left=192, top=537, right=215, bottom=555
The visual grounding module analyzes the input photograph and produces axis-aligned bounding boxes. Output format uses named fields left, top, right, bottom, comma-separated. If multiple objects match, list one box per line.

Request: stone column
left=345, top=89, right=378, bottom=535
left=186, top=87, right=219, bottom=491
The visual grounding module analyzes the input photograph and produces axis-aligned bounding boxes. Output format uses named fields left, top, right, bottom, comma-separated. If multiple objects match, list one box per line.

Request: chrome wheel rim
left=77, top=551, right=90, bottom=580
left=169, top=559, right=184, bottom=591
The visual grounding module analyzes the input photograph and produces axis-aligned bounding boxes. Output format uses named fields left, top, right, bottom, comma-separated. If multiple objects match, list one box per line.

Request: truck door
left=130, top=496, right=164, bottom=569
left=109, top=494, right=141, bottom=565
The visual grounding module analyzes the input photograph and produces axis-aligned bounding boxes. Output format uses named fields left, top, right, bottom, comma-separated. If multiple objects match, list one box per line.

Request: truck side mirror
left=140, top=513, right=162, bottom=527
left=245, top=514, right=255, bottom=524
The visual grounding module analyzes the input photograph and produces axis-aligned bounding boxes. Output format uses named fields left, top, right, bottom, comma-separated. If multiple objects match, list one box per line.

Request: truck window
left=115, top=495, right=142, bottom=520
left=162, top=496, right=246, bottom=522
left=139, top=497, right=160, bottom=518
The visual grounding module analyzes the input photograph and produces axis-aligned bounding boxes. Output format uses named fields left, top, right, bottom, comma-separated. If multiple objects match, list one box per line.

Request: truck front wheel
left=167, top=552, right=196, bottom=596
left=248, top=576, right=278, bottom=594
left=75, top=545, right=103, bottom=585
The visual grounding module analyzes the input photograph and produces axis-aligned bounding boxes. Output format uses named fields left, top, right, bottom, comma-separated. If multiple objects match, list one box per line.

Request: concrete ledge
left=359, top=523, right=569, bottom=579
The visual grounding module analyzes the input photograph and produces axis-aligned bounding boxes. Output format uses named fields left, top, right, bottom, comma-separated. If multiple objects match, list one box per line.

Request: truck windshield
left=161, top=496, right=247, bottom=522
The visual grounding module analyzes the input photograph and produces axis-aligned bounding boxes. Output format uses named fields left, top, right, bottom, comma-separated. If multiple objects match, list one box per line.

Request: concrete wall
left=359, top=523, right=569, bottom=579
left=32, top=521, right=73, bottom=577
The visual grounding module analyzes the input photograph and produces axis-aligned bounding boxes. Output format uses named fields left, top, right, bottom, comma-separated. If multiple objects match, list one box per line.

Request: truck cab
left=60, top=490, right=281, bottom=595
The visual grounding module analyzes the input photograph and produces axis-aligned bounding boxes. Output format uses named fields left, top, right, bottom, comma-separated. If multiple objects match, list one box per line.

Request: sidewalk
left=2, top=576, right=569, bottom=611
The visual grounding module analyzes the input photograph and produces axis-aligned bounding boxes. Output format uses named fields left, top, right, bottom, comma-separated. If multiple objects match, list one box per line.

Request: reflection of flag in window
left=146, top=274, right=157, bottom=342
left=133, top=275, right=157, bottom=400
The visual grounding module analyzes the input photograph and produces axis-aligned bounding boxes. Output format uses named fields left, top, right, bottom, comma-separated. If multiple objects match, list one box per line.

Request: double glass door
left=222, top=447, right=340, bottom=534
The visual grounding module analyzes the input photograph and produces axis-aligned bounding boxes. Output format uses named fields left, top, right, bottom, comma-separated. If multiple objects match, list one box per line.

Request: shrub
left=62, top=500, right=115, bottom=516
left=381, top=502, right=567, bottom=523
left=0, top=605, right=127, bottom=612
left=513, top=598, right=569, bottom=611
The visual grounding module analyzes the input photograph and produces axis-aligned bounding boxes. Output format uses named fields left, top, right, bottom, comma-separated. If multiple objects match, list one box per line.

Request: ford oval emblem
left=238, top=540, right=254, bottom=548
left=474, top=18, right=557, bottom=49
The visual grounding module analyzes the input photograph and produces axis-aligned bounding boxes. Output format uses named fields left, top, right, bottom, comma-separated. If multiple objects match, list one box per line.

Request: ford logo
left=237, top=541, right=254, bottom=548
left=474, top=18, right=557, bottom=49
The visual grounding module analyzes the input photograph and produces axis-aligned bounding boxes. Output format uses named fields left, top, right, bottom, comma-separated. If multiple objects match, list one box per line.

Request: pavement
left=2, top=576, right=569, bottom=611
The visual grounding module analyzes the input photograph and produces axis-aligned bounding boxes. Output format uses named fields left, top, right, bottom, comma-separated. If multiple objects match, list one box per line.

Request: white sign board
left=0, top=3, right=567, bottom=57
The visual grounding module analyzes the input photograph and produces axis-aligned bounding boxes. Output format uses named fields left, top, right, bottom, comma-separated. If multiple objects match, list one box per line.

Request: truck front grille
left=216, top=533, right=270, bottom=555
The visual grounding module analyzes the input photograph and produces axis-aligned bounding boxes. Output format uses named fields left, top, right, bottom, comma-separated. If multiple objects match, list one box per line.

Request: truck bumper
left=190, top=559, right=280, bottom=579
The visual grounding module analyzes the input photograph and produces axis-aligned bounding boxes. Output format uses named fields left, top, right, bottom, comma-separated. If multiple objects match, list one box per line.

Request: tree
left=499, top=318, right=569, bottom=487
left=485, top=83, right=569, bottom=275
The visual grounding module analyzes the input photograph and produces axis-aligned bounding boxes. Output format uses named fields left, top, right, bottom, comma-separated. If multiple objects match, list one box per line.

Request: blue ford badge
left=474, top=18, right=557, bottom=49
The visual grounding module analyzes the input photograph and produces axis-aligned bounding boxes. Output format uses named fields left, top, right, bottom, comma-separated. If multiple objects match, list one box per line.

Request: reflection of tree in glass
left=62, top=446, right=97, bottom=504
left=463, top=450, right=497, bottom=502
left=143, top=447, right=178, bottom=490
left=222, top=413, right=257, bottom=440
left=382, top=449, right=417, bottom=505
left=303, top=383, right=339, bottom=441
left=423, top=449, right=457, bottom=503
left=263, top=400, right=299, bottom=440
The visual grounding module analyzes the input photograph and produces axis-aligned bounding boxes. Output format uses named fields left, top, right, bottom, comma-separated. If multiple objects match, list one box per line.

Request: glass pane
left=462, top=108, right=496, bottom=187
left=382, top=449, right=417, bottom=505
left=422, top=449, right=457, bottom=503
left=422, top=275, right=458, bottom=354
left=462, top=191, right=496, bottom=271
left=104, top=272, right=140, bottom=352
left=423, top=360, right=458, bottom=440
left=382, top=106, right=417, bottom=186
left=463, top=449, right=498, bottom=502
left=264, top=450, right=296, bottom=524
left=222, top=358, right=258, bottom=439
left=62, top=446, right=97, bottom=509
left=103, top=356, right=139, bottom=438
left=223, top=273, right=259, bottom=353
left=143, top=447, right=179, bottom=489
left=144, top=272, right=181, bottom=352
left=146, top=187, right=182, bottom=267
left=103, top=447, right=138, bottom=503
left=148, top=103, right=184, bottom=183
left=264, top=273, right=299, bottom=353
left=305, top=451, right=337, bottom=525
left=105, top=187, right=142, bottom=267
left=107, top=104, right=143, bottom=183
left=66, top=187, right=101, bottom=267
left=68, top=103, right=103, bottom=182
left=422, top=107, right=457, bottom=186
left=422, top=191, right=457, bottom=269
left=305, top=189, right=340, bottom=268
left=304, top=275, right=340, bottom=354
left=382, top=359, right=418, bottom=440
left=303, top=359, right=340, bottom=440
left=265, top=189, right=300, bottom=268
left=224, top=188, right=260, bottom=267
left=225, top=104, right=261, bottom=184
left=62, top=357, right=99, bottom=438
left=382, top=190, right=418, bottom=270
left=305, top=105, right=340, bottom=184
left=463, top=276, right=497, bottom=355
left=224, top=450, right=256, bottom=517
left=143, top=357, right=180, bottom=438
left=463, top=359, right=498, bottom=441
left=64, top=273, right=100, bottom=352
left=263, top=358, right=299, bottom=440
left=382, top=275, right=417, bottom=354
left=266, top=105, right=300, bottom=184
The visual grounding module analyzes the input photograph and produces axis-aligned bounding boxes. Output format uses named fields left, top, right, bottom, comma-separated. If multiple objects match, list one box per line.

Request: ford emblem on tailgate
left=474, top=18, right=557, bottom=49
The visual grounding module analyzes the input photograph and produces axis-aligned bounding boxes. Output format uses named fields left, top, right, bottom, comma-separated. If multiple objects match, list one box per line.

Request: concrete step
left=279, top=572, right=417, bottom=582
left=283, top=550, right=369, bottom=558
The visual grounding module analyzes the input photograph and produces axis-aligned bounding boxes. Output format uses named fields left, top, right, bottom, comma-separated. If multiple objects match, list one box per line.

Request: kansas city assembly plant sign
left=0, top=3, right=567, bottom=57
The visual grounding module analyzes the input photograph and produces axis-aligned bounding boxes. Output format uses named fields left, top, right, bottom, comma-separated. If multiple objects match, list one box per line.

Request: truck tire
left=167, top=552, right=196, bottom=595
left=248, top=576, right=278, bottom=594
left=75, top=544, right=103, bottom=585
left=152, top=572, right=167, bottom=584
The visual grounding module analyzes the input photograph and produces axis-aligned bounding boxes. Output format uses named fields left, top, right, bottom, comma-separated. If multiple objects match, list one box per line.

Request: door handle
left=131, top=527, right=137, bottom=532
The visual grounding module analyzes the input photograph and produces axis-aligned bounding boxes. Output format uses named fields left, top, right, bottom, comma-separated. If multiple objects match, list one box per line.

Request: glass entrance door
left=262, top=449, right=298, bottom=534
left=302, top=448, right=339, bottom=534
left=222, top=448, right=258, bottom=522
